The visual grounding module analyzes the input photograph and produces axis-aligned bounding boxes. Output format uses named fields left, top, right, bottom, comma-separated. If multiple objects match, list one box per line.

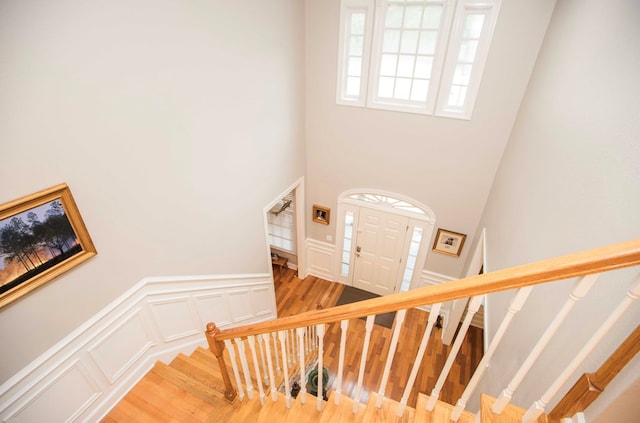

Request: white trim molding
left=0, top=273, right=276, bottom=422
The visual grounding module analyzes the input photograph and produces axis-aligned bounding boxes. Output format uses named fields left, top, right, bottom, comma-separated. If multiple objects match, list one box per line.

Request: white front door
left=353, top=207, right=409, bottom=296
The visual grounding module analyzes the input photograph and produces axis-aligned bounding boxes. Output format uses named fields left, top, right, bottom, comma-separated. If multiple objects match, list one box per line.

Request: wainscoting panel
left=0, top=273, right=276, bottom=423
left=4, top=360, right=101, bottom=423
left=87, top=308, right=156, bottom=383
left=251, top=285, right=276, bottom=318
left=148, top=297, right=202, bottom=343
left=193, top=292, right=233, bottom=329
left=304, top=239, right=336, bottom=280
left=228, top=288, right=255, bottom=323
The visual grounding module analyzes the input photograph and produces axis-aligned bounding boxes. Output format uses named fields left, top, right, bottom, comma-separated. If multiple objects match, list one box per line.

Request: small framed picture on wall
left=432, top=228, right=466, bottom=257
left=312, top=204, right=330, bottom=225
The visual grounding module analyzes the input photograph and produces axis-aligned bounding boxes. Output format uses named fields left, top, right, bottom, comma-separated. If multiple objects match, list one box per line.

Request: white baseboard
left=0, top=273, right=277, bottom=423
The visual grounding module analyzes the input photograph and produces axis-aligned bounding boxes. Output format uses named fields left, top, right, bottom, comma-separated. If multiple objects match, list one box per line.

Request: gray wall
left=0, top=0, right=306, bottom=383
left=476, top=0, right=640, bottom=417
left=304, top=0, right=556, bottom=277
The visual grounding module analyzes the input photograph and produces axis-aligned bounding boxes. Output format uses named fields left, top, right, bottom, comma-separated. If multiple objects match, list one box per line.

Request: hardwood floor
left=274, top=269, right=484, bottom=408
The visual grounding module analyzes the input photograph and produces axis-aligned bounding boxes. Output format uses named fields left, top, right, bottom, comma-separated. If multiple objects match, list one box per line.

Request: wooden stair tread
left=191, top=346, right=220, bottom=367
left=480, top=394, right=549, bottom=423
left=129, top=371, right=218, bottom=421
left=227, top=390, right=263, bottom=423
left=151, top=361, right=228, bottom=405
left=171, top=353, right=223, bottom=387
left=361, top=393, right=415, bottom=422
left=285, top=393, right=323, bottom=422
left=257, top=391, right=291, bottom=423
left=319, top=391, right=367, bottom=423
left=411, top=393, right=476, bottom=423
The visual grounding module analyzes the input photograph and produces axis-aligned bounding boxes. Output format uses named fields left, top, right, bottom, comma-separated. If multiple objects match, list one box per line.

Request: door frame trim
left=263, top=177, right=306, bottom=278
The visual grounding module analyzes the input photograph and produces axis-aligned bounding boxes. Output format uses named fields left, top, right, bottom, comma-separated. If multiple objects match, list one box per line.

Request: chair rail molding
left=0, top=273, right=277, bottom=422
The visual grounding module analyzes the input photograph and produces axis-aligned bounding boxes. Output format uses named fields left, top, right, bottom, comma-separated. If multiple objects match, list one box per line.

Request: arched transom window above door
left=345, top=193, right=434, bottom=220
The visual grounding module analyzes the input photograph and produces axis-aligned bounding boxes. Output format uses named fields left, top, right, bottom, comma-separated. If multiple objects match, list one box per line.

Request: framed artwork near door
left=0, top=183, right=97, bottom=308
left=312, top=204, right=330, bottom=225
left=432, top=228, right=466, bottom=257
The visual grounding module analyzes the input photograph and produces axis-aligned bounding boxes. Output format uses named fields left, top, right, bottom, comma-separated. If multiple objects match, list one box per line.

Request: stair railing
left=205, top=239, right=640, bottom=416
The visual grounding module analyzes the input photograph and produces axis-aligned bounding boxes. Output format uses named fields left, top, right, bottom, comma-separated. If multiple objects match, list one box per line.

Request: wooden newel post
left=206, top=322, right=238, bottom=403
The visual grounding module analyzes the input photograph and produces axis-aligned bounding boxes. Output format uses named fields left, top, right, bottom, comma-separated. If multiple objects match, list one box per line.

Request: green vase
left=306, top=366, right=329, bottom=399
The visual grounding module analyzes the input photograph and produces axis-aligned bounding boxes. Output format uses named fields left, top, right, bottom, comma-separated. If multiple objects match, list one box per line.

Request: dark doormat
left=335, top=285, right=396, bottom=329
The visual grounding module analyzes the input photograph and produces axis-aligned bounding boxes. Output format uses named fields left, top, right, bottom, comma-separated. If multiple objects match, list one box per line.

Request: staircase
left=104, top=346, right=551, bottom=423
left=104, top=240, right=640, bottom=423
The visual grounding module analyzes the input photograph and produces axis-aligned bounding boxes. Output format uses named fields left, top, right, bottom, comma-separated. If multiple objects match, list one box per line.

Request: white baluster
left=272, top=332, right=281, bottom=375
left=290, top=329, right=297, bottom=365
left=311, top=325, right=317, bottom=350
left=224, top=339, right=245, bottom=400
left=305, top=326, right=311, bottom=353
left=278, top=331, right=292, bottom=408
left=334, top=320, right=349, bottom=405
left=493, top=274, right=599, bottom=414
left=234, top=337, right=254, bottom=399
left=296, top=327, right=308, bottom=404
left=248, top=335, right=266, bottom=404
left=316, top=323, right=326, bottom=411
left=522, top=275, right=640, bottom=423
left=451, top=287, right=533, bottom=421
left=353, top=315, right=375, bottom=414
left=284, top=329, right=291, bottom=366
left=426, top=296, right=483, bottom=410
left=396, top=303, right=442, bottom=417
left=262, top=333, right=278, bottom=401
left=257, top=334, right=269, bottom=386
left=376, top=309, right=407, bottom=407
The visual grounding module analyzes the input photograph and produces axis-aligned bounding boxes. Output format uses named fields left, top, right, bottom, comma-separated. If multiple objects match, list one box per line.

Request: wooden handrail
left=549, top=324, right=640, bottom=420
left=213, top=239, right=640, bottom=342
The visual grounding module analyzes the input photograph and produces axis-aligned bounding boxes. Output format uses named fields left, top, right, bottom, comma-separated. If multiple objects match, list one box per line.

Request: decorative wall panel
left=148, top=297, right=201, bottom=343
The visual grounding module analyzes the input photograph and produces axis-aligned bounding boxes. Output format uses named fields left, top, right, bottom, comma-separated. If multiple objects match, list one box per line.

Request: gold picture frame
left=0, top=183, right=96, bottom=308
left=312, top=204, right=330, bottom=225
left=432, top=228, right=466, bottom=257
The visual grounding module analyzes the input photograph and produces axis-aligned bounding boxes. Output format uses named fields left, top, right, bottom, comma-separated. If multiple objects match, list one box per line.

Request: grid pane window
left=268, top=192, right=296, bottom=253
left=375, top=2, right=444, bottom=105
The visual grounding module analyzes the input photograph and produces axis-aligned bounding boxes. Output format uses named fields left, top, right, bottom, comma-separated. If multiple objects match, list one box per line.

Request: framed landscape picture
left=0, top=184, right=96, bottom=308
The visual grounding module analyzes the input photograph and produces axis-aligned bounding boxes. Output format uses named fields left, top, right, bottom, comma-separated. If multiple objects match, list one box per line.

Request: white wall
left=476, top=0, right=640, bottom=416
left=303, top=0, right=556, bottom=278
left=0, top=0, right=305, bottom=383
